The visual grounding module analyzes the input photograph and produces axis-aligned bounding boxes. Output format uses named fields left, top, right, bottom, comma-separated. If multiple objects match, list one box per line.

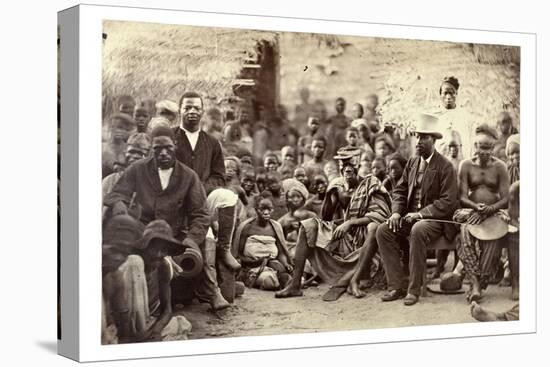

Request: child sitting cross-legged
left=233, top=192, right=294, bottom=291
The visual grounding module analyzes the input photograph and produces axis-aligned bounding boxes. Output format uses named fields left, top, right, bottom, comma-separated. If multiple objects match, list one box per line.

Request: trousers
left=376, top=220, right=445, bottom=296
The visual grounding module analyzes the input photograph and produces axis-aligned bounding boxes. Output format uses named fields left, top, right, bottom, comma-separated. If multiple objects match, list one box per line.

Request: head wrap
left=282, top=178, right=309, bottom=200
left=156, top=100, right=179, bottom=115
left=148, top=116, right=171, bottom=132
left=441, top=76, right=460, bottom=91
left=127, top=132, right=152, bottom=151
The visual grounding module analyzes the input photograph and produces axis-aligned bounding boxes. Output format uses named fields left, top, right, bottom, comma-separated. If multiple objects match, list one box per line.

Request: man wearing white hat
left=376, top=113, right=459, bottom=306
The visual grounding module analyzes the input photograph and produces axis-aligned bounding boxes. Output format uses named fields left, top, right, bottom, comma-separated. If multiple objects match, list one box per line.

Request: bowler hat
left=427, top=272, right=467, bottom=294
left=411, top=113, right=443, bottom=139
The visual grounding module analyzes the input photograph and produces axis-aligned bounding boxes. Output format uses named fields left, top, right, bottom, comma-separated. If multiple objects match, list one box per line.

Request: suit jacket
left=173, top=127, right=226, bottom=195
left=104, top=157, right=210, bottom=246
left=392, top=150, right=459, bottom=240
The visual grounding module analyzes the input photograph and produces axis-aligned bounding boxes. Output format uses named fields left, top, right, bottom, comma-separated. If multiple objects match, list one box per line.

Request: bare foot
left=468, top=277, right=482, bottom=302
left=347, top=280, right=366, bottom=298
left=470, top=301, right=499, bottom=322
left=275, top=284, right=303, bottom=298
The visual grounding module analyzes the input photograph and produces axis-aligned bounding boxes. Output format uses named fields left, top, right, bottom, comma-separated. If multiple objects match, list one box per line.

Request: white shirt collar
left=423, top=150, right=435, bottom=164
left=180, top=126, right=200, bottom=150
left=180, top=126, right=200, bottom=135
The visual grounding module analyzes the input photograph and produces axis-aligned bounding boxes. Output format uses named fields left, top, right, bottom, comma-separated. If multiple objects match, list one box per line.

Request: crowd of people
left=101, top=76, right=521, bottom=344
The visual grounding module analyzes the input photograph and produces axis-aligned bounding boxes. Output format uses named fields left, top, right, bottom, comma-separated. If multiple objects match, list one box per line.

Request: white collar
left=180, top=126, right=200, bottom=135
left=423, top=151, right=435, bottom=164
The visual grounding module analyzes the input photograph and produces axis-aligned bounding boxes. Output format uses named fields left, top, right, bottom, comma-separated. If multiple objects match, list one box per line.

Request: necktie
left=416, top=158, right=427, bottom=186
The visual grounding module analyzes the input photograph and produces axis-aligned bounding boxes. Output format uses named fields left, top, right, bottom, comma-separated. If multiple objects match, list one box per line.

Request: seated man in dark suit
left=104, top=126, right=230, bottom=310
left=376, top=113, right=459, bottom=306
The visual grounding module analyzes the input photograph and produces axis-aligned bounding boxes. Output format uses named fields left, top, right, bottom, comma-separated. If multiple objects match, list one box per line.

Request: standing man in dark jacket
left=376, top=113, right=458, bottom=306
left=173, top=91, right=226, bottom=195
left=104, top=126, right=230, bottom=310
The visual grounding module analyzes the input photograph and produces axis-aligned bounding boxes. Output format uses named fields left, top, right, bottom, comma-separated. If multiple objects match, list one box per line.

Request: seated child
left=304, top=174, right=328, bottom=217
left=382, top=153, right=406, bottom=194
left=233, top=192, right=293, bottom=291
left=370, top=156, right=387, bottom=183
left=358, top=151, right=373, bottom=179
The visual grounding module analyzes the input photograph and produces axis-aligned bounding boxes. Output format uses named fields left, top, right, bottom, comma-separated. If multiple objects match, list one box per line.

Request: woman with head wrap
left=433, top=76, right=474, bottom=160
left=275, top=147, right=391, bottom=301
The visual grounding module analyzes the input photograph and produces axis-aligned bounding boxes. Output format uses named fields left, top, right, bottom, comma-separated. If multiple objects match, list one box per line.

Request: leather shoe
left=381, top=289, right=407, bottom=302
left=403, top=293, right=419, bottom=306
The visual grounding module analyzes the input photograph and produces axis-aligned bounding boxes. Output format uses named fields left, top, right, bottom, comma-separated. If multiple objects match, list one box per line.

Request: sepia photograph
left=99, top=18, right=522, bottom=345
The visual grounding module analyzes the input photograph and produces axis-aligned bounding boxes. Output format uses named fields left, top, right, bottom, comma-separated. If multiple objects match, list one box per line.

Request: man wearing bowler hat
left=376, top=113, right=458, bottom=306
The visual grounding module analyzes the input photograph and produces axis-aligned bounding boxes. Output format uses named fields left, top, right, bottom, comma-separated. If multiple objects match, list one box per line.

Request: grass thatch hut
left=102, top=20, right=279, bottom=119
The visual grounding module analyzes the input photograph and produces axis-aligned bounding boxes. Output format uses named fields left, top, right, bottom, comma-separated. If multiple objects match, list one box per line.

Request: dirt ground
left=175, top=275, right=518, bottom=340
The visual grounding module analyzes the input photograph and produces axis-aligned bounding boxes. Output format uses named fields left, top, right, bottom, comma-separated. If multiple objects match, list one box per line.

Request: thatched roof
left=280, top=34, right=520, bottom=131
left=102, top=20, right=278, bottom=106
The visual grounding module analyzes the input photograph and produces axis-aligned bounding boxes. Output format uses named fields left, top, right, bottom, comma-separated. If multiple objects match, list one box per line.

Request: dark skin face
left=375, top=140, right=391, bottom=158
left=125, top=145, right=149, bottom=165
left=286, top=190, right=306, bottom=211
left=283, top=149, right=296, bottom=164
left=264, top=156, right=279, bottom=172
left=371, top=160, right=386, bottom=181
left=440, top=83, right=457, bottom=110
left=142, top=241, right=169, bottom=271
left=388, top=159, right=404, bottom=181
left=240, top=173, right=256, bottom=194
left=335, top=99, right=346, bottom=114
left=351, top=104, right=364, bottom=119
left=474, top=134, right=495, bottom=166
left=180, top=97, right=203, bottom=132
left=340, top=163, right=357, bottom=184
left=223, top=124, right=242, bottom=142
left=293, top=168, right=308, bottom=186
left=307, top=117, right=320, bottom=134
left=311, top=139, right=326, bottom=160
left=346, top=131, right=359, bottom=147
left=497, top=114, right=513, bottom=135
left=313, top=176, right=328, bottom=195
left=152, top=136, right=176, bottom=169
left=255, top=198, right=274, bottom=224
left=266, top=174, right=281, bottom=195
left=134, top=110, right=150, bottom=133
left=224, top=160, right=239, bottom=180
left=449, top=145, right=459, bottom=159
left=415, top=133, right=435, bottom=159
left=110, top=118, right=135, bottom=143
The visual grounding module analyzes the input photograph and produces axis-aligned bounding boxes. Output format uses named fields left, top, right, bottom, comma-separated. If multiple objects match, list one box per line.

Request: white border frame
left=71, top=4, right=536, bottom=362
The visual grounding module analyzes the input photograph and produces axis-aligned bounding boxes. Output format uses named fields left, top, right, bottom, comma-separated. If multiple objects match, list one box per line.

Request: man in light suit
left=376, top=113, right=459, bottom=306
